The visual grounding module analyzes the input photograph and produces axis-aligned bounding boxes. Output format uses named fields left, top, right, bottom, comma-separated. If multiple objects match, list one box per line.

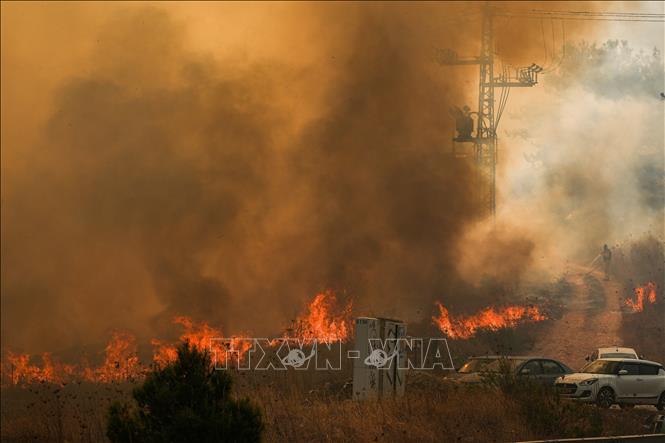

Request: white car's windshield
left=582, top=360, right=621, bottom=374
left=599, top=353, right=635, bottom=359
left=458, top=358, right=527, bottom=374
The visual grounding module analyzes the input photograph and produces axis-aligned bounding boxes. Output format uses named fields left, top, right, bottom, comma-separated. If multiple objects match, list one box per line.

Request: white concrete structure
left=352, top=317, right=407, bottom=400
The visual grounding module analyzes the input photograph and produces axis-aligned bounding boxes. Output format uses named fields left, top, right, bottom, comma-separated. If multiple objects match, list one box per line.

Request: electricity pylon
left=438, top=3, right=541, bottom=218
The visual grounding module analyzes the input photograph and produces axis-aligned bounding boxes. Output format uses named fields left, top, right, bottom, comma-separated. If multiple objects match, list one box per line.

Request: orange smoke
left=624, top=282, right=658, bottom=313
left=286, top=290, right=352, bottom=343
left=432, top=302, right=546, bottom=339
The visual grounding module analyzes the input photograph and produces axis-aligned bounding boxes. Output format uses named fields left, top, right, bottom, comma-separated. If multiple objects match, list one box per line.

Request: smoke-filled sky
left=2, top=2, right=663, bottom=354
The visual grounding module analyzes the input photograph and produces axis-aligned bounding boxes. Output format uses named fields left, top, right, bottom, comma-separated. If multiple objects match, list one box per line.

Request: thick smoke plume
left=1, top=2, right=619, bottom=354
left=491, top=37, right=664, bottom=276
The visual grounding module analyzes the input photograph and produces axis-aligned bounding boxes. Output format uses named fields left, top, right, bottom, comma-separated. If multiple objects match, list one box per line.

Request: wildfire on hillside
left=624, top=282, right=658, bottom=313
left=432, top=302, right=546, bottom=339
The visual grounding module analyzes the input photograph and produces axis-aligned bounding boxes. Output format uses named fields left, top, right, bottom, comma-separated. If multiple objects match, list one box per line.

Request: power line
left=498, top=14, right=664, bottom=23
left=540, top=19, right=551, bottom=70
left=527, top=9, right=665, bottom=17
left=438, top=5, right=660, bottom=217
left=542, top=20, right=566, bottom=74
left=497, top=11, right=665, bottom=23
left=550, top=18, right=556, bottom=63
left=498, top=9, right=665, bottom=22
left=494, top=78, right=510, bottom=130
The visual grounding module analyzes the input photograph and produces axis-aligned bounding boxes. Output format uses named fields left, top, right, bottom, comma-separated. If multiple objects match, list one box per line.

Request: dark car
left=450, top=356, right=574, bottom=386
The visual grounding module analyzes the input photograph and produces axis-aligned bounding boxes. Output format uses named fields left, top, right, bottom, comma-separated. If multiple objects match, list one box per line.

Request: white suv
left=555, top=358, right=665, bottom=409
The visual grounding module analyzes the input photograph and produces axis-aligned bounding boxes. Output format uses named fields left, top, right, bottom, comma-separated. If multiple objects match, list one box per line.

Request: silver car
left=452, top=356, right=573, bottom=385
left=555, top=358, right=665, bottom=409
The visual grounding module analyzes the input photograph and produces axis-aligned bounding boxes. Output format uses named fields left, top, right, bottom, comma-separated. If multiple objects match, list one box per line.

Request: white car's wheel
left=596, top=387, right=615, bottom=409
left=657, top=392, right=665, bottom=411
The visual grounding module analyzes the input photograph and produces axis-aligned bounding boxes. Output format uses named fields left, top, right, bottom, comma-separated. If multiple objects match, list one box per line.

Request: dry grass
left=241, top=372, right=655, bottom=442
left=1, top=382, right=130, bottom=442
left=1, top=369, right=656, bottom=442
left=241, top=377, right=525, bottom=442
left=612, top=235, right=665, bottom=363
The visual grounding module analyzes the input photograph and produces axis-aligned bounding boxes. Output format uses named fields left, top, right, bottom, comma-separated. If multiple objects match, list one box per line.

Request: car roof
left=596, top=358, right=661, bottom=365
left=598, top=347, right=637, bottom=353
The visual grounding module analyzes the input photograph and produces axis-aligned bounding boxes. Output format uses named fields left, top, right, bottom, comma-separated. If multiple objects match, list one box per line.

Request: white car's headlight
left=579, top=378, right=598, bottom=386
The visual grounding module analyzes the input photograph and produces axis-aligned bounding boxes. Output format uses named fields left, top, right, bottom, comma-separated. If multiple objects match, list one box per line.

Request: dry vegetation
left=1, top=367, right=658, bottom=443
left=2, top=240, right=661, bottom=442
left=234, top=370, right=656, bottom=442
left=613, top=236, right=665, bottom=363
left=1, top=382, right=130, bottom=442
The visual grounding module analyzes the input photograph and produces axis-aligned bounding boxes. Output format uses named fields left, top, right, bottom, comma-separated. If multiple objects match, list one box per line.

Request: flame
left=624, top=282, right=658, bottom=312
left=2, top=291, right=350, bottom=387
left=432, top=302, right=546, bottom=339
left=150, top=338, right=178, bottom=368
left=287, top=290, right=352, bottom=342
left=151, top=316, right=252, bottom=368
left=2, top=332, right=141, bottom=386
left=6, top=352, right=77, bottom=385
left=92, top=331, right=142, bottom=383
left=5, top=353, right=48, bottom=385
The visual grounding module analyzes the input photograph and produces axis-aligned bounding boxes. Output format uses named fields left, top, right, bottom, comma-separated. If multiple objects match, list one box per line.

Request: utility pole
left=477, top=4, right=496, bottom=217
left=438, top=3, right=541, bottom=218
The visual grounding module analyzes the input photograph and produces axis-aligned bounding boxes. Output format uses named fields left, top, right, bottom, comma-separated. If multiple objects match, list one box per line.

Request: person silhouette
left=601, top=244, right=612, bottom=280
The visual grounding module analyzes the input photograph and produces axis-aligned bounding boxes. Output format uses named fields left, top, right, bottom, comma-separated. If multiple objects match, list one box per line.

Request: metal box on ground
left=352, top=317, right=407, bottom=400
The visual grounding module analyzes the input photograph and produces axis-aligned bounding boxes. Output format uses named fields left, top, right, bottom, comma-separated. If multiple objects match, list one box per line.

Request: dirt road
left=532, top=264, right=624, bottom=370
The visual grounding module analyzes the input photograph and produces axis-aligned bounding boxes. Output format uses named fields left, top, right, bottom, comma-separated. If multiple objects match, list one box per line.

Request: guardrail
left=518, top=434, right=665, bottom=443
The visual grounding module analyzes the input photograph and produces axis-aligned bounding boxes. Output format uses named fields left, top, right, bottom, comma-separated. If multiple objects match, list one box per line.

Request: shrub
left=107, top=342, right=264, bottom=442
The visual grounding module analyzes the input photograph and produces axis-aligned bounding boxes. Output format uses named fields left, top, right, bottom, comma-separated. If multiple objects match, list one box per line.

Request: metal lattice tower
left=476, top=6, right=496, bottom=216
left=437, top=3, right=541, bottom=218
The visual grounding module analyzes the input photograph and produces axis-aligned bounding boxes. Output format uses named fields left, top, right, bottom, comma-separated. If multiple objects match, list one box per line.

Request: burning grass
left=624, top=281, right=658, bottom=313
left=3, top=332, right=145, bottom=386
left=1, top=290, right=354, bottom=387
left=432, top=302, right=546, bottom=340
left=285, top=290, right=353, bottom=343
left=612, top=236, right=665, bottom=363
left=2, top=276, right=636, bottom=441
left=0, top=277, right=653, bottom=442
left=2, top=278, right=560, bottom=388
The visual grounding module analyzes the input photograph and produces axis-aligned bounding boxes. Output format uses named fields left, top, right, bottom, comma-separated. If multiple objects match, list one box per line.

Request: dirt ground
left=531, top=264, right=625, bottom=370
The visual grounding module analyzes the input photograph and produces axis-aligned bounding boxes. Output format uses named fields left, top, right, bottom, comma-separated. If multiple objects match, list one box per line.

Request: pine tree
left=107, top=342, right=263, bottom=442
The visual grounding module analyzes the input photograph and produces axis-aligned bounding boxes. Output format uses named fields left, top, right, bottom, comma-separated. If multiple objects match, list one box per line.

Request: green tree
left=549, top=39, right=664, bottom=99
left=107, top=342, right=264, bottom=442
